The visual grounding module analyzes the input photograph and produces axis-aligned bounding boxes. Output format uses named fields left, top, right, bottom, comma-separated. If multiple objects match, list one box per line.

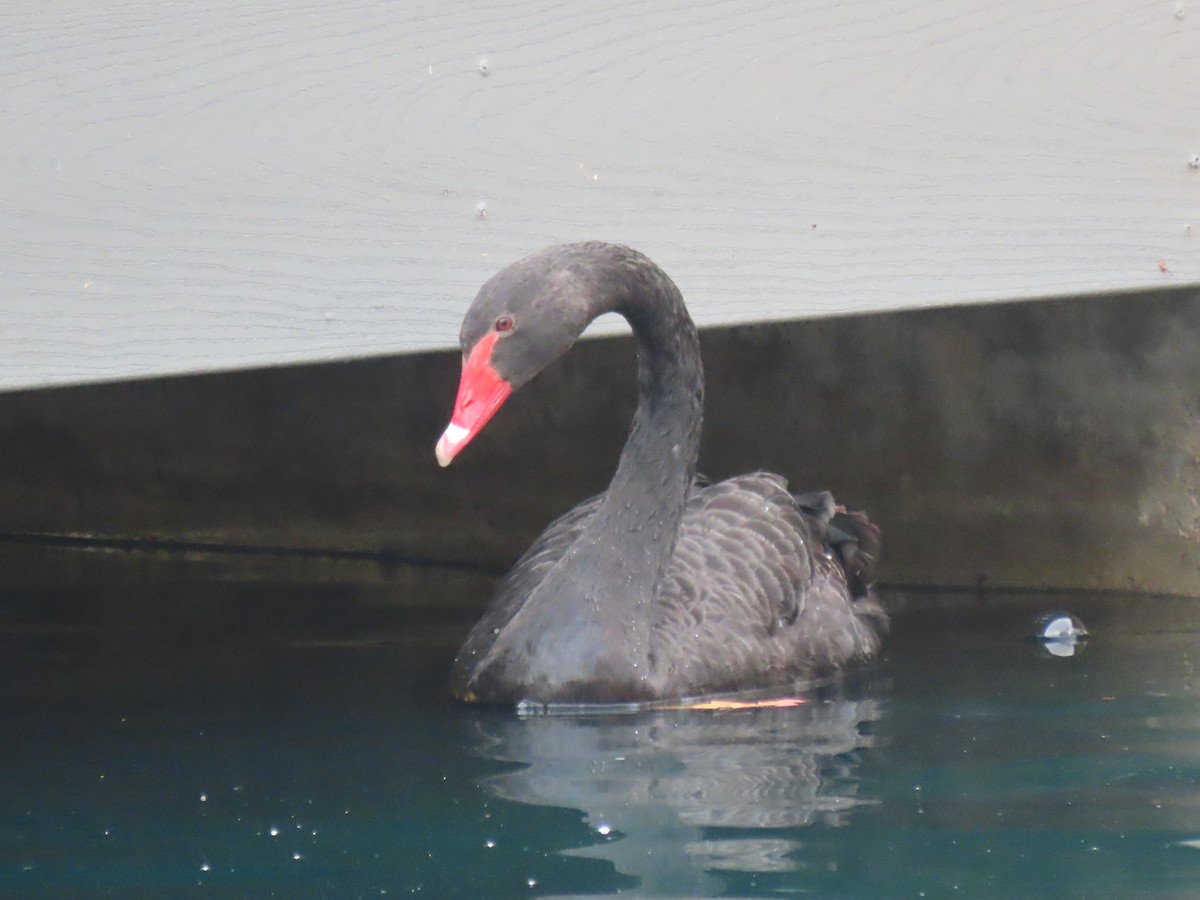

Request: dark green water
left=3, top=576, right=1200, bottom=899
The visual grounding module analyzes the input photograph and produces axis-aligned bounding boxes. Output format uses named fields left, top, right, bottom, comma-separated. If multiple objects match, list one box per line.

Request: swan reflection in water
left=472, top=694, right=883, bottom=897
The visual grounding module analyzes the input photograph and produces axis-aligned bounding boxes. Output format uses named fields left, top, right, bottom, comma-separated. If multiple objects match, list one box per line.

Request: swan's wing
left=450, top=493, right=603, bottom=688
left=655, top=473, right=883, bottom=692
left=662, top=472, right=816, bottom=634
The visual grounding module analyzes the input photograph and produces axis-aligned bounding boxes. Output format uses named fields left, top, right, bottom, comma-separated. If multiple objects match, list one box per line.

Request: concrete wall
left=4, top=0, right=1198, bottom=392
left=4, top=284, right=1199, bottom=597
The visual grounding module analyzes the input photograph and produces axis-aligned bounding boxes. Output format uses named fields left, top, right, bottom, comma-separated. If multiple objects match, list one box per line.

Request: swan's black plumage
left=439, top=242, right=886, bottom=705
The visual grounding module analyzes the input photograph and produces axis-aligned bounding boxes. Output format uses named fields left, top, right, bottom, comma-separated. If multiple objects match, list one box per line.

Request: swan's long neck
left=473, top=245, right=705, bottom=699
left=574, top=254, right=704, bottom=615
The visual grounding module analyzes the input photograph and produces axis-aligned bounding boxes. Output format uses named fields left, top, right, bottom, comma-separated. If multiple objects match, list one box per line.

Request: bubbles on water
left=1032, top=610, right=1088, bottom=657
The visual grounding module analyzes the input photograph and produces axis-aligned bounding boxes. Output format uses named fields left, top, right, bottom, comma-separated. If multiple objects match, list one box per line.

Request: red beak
left=436, top=332, right=514, bottom=467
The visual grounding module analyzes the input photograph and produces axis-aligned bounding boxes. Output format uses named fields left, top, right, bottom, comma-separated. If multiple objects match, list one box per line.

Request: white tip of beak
left=436, top=422, right=470, bottom=467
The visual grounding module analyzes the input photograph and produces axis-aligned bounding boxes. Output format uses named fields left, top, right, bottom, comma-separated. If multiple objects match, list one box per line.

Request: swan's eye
left=494, top=315, right=514, bottom=332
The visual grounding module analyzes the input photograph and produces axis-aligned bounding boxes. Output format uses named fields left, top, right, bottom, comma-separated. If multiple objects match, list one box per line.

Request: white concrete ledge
left=4, top=0, right=1198, bottom=391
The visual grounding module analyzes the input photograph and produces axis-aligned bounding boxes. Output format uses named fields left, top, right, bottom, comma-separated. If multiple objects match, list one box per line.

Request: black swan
left=436, top=242, right=886, bottom=705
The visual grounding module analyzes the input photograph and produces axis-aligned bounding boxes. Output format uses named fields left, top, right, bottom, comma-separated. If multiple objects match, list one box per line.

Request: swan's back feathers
left=653, top=474, right=884, bottom=695
left=670, top=473, right=812, bottom=630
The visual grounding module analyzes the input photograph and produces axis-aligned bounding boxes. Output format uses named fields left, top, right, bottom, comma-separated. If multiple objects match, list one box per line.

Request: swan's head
left=436, top=246, right=605, bottom=467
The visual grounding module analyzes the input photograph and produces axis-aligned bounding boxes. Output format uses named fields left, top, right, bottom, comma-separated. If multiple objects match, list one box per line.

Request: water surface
left=2, top=576, right=1199, bottom=898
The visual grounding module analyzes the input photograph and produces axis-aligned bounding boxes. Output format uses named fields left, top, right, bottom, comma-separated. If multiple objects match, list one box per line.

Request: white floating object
left=1032, top=610, right=1088, bottom=657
